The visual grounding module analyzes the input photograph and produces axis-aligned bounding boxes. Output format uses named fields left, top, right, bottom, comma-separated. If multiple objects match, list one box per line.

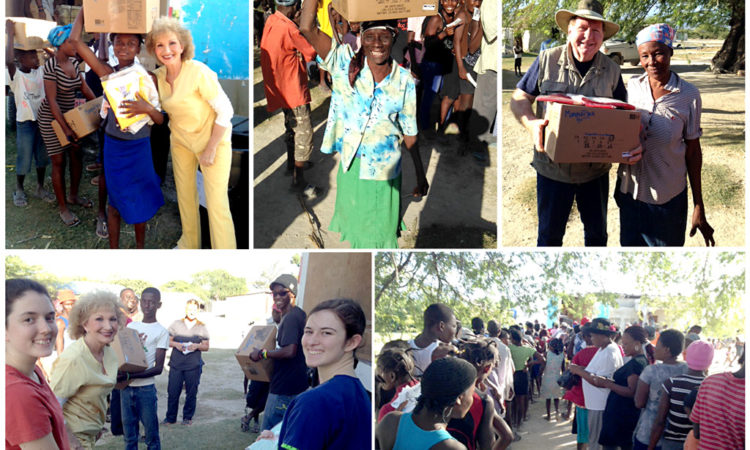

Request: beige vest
left=531, top=44, right=622, bottom=183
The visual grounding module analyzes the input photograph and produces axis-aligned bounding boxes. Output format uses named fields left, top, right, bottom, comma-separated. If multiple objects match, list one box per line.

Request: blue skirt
left=104, top=134, right=164, bottom=224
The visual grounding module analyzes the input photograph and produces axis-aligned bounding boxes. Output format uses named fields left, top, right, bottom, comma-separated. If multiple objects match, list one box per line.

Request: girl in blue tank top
left=377, top=357, right=478, bottom=450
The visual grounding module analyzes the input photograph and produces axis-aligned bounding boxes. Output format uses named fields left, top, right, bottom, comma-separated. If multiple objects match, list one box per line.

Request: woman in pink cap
left=647, top=340, right=714, bottom=450
left=616, top=23, right=714, bottom=247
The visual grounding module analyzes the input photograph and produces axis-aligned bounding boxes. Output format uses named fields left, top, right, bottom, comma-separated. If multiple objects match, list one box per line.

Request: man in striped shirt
left=649, top=340, right=714, bottom=449
left=689, top=349, right=745, bottom=449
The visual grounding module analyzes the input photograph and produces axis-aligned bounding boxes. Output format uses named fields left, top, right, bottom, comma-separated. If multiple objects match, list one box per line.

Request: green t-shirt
left=509, top=344, right=536, bottom=371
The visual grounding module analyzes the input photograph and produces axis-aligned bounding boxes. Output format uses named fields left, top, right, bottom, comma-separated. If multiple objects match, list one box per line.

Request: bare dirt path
left=502, top=51, right=745, bottom=247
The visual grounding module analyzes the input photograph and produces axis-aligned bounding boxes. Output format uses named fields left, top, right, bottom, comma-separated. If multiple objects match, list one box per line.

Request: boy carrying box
left=6, top=19, right=55, bottom=207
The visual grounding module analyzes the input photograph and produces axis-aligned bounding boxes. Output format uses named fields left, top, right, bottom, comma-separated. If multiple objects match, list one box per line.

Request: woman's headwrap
left=48, top=24, right=73, bottom=48
left=348, top=20, right=399, bottom=87
left=360, top=20, right=399, bottom=34
left=635, top=23, right=676, bottom=48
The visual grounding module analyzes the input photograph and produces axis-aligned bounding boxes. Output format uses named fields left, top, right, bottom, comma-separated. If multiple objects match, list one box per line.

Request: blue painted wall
left=176, top=0, right=249, bottom=80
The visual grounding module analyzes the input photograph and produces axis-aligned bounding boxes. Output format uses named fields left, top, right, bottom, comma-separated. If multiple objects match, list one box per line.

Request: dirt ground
left=253, top=49, right=497, bottom=249
left=4, top=132, right=183, bottom=249
left=502, top=46, right=745, bottom=247
left=96, top=348, right=254, bottom=449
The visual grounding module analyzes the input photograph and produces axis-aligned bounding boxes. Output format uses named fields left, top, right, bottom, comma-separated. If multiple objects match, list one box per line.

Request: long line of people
left=375, top=303, right=745, bottom=449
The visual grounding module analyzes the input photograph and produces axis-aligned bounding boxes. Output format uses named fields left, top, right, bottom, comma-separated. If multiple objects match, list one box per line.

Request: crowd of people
left=6, top=275, right=373, bottom=450
left=374, top=303, right=745, bottom=449
left=6, top=6, right=237, bottom=248
left=259, top=0, right=497, bottom=248
left=510, top=0, right=715, bottom=247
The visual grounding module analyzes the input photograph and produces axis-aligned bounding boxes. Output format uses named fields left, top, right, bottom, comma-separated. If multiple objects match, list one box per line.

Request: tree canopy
left=4, top=256, right=250, bottom=305
left=375, top=251, right=744, bottom=339
left=503, top=0, right=743, bottom=71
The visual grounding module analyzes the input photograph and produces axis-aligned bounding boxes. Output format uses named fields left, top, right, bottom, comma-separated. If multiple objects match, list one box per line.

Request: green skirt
left=329, top=157, right=405, bottom=248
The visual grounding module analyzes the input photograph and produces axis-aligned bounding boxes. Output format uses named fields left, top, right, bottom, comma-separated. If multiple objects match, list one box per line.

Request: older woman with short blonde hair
left=146, top=17, right=236, bottom=249
left=51, top=291, right=123, bottom=449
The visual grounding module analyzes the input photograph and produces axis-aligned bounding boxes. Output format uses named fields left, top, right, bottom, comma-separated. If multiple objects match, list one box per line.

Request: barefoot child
left=6, top=20, right=55, bottom=207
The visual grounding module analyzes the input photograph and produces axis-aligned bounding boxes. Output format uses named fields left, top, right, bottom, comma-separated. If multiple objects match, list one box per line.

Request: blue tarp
left=177, top=0, right=249, bottom=80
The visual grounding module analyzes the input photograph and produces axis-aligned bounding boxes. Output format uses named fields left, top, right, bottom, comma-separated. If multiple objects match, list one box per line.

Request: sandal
left=32, top=186, right=56, bottom=203
left=96, top=217, right=109, bottom=239
left=13, top=190, right=28, bottom=207
left=67, top=196, right=93, bottom=208
left=60, top=211, right=81, bottom=227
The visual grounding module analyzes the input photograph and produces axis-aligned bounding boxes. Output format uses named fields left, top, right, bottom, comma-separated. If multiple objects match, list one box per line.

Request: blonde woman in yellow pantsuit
left=146, top=18, right=236, bottom=249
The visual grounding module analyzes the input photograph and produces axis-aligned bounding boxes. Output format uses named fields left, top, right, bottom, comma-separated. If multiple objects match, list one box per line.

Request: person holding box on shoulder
left=6, top=19, right=56, bottom=208
left=68, top=8, right=165, bottom=248
left=299, top=0, right=429, bottom=248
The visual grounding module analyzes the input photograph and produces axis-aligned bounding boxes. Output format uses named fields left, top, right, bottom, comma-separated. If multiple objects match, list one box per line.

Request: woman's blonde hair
left=68, top=291, right=126, bottom=340
left=145, top=17, right=195, bottom=61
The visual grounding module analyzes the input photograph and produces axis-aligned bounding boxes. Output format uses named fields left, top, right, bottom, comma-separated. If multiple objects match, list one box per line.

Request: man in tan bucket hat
left=510, top=0, right=633, bottom=247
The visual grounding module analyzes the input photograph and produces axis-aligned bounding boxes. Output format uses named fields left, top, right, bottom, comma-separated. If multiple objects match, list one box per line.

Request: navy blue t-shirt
left=278, top=375, right=371, bottom=450
left=517, top=55, right=627, bottom=102
left=269, top=306, right=309, bottom=396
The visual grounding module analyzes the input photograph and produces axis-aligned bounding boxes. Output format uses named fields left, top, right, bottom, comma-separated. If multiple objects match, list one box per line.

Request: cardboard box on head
left=235, top=326, right=276, bottom=382
left=83, top=0, right=160, bottom=34
left=112, top=327, right=148, bottom=373
left=7, top=17, right=57, bottom=50
left=543, top=103, right=641, bottom=164
left=331, top=0, right=438, bottom=22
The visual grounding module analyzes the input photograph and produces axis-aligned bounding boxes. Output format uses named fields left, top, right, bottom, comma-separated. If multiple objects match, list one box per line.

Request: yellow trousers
left=171, top=140, right=236, bottom=249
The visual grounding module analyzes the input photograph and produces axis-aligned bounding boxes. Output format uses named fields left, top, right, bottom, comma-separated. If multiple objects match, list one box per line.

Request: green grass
left=702, top=163, right=744, bottom=208
left=517, top=176, right=537, bottom=206
left=5, top=126, right=182, bottom=248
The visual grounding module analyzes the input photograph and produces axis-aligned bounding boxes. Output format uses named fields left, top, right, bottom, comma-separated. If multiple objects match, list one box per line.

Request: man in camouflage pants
left=260, top=0, right=319, bottom=195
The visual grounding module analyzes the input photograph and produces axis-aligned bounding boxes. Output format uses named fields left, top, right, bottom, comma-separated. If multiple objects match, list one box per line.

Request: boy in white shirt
left=118, top=287, right=169, bottom=450
left=6, top=19, right=54, bottom=207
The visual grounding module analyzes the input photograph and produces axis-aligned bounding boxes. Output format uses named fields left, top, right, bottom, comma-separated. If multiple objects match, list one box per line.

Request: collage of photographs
left=1, top=0, right=746, bottom=449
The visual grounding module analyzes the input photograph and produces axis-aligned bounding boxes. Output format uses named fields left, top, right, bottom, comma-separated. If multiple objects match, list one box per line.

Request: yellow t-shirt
left=317, top=0, right=333, bottom=38
left=154, top=59, right=230, bottom=152
left=50, top=338, right=118, bottom=436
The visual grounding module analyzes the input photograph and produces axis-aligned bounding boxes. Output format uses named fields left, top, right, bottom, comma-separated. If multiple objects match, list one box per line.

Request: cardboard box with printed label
left=543, top=102, right=641, bottom=164
left=331, top=0, right=438, bottom=21
left=235, top=326, right=276, bottom=382
left=83, top=0, right=160, bottom=34
left=50, top=97, right=104, bottom=146
left=8, top=17, right=57, bottom=50
left=111, top=327, right=148, bottom=373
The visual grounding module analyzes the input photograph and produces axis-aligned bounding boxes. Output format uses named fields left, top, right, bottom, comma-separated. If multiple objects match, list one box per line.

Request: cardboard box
left=8, top=17, right=57, bottom=50
left=83, top=0, right=160, bottom=34
left=50, top=97, right=104, bottom=146
left=543, top=102, right=641, bottom=163
left=332, top=0, right=438, bottom=21
left=235, top=326, right=276, bottom=382
left=111, top=327, right=148, bottom=373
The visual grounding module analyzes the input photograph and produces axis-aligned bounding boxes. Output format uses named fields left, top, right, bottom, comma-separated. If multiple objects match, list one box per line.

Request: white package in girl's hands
left=101, top=64, right=160, bottom=134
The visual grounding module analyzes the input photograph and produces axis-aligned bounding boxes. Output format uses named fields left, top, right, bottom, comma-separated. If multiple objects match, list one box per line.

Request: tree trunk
left=712, top=0, right=744, bottom=73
